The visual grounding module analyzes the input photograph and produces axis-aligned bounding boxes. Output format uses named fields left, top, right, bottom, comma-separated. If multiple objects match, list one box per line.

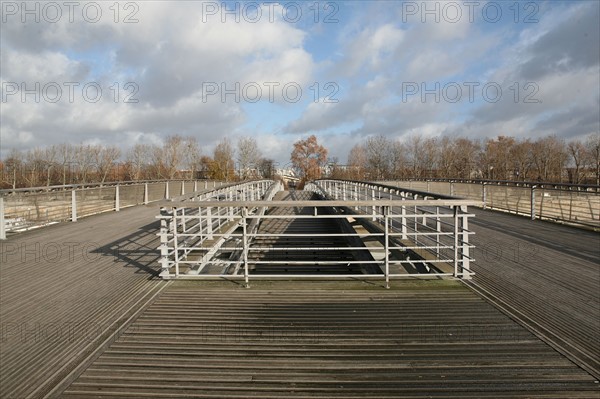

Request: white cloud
left=1, top=1, right=598, bottom=163
left=0, top=1, right=316, bottom=157
left=339, top=24, right=404, bottom=75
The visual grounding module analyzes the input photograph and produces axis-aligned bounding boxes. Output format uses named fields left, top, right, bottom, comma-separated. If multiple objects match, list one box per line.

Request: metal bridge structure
left=157, top=179, right=479, bottom=287
left=1, top=178, right=599, bottom=398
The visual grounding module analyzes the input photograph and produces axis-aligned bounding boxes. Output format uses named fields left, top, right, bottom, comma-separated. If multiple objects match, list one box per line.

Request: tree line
left=1, top=132, right=598, bottom=189
left=332, top=133, right=600, bottom=185
left=0, top=135, right=275, bottom=189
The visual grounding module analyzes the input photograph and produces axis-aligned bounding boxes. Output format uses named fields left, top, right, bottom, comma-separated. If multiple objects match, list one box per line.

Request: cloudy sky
left=1, top=0, right=598, bottom=165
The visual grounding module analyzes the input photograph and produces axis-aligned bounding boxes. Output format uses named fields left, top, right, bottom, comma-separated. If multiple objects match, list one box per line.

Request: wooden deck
left=467, top=209, right=600, bottom=378
left=61, top=282, right=598, bottom=398
left=0, top=205, right=163, bottom=398
left=0, top=198, right=599, bottom=397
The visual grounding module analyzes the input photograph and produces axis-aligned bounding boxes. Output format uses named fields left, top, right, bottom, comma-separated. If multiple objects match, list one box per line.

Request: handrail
left=378, top=178, right=599, bottom=230
left=159, top=199, right=481, bottom=208
left=0, top=179, right=227, bottom=238
left=384, top=178, right=600, bottom=191
left=0, top=179, right=221, bottom=195
left=158, top=179, right=476, bottom=286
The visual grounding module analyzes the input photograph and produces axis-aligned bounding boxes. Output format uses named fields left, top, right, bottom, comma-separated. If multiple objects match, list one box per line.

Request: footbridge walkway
left=0, top=178, right=598, bottom=398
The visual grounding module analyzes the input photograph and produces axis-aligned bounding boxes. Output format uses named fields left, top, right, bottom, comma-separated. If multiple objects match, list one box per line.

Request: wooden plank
left=0, top=205, right=163, bottom=399
left=467, top=208, right=600, bottom=378
left=60, top=281, right=598, bottom=398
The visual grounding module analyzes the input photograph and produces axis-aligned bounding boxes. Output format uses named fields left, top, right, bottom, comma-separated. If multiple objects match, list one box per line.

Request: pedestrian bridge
left=0, top=178, right=598, bottom=398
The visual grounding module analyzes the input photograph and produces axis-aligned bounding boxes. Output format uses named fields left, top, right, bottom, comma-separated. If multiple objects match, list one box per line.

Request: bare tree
left=73, top=144, right=96, bottom=184
left=2, top=149, right=23, bottom=189
left=481, top=136, right=516, bottom=180
left=126, top=144, right=154, bottom=180
left=56, top=143, right=75, bottom=186
left=567, top=140, right=588, bottom=183
left=183, top=137, right=201, bottom=179
left=347, top=143, right=367, bottom=180
left=291, top=135, right=328, bottom=181
left=22, top=148, right=46, bottom=187
left=213, top=138, right=235, bottom=181
left=92, top=145, right=121, bottom=183
left=509, top=139, right=533, bottom=181
left=420, top=137, right=438, bottom=178
left=148, top=135, right=199, bottom=180
left=585, top=133, right=600, bottom=185
left=237, top=137, right=261, bottom=179
left=364, top=135, right=392, bottom=179
left=456, top=138, right=481, bottom=179
left=531, top=136, right=568, bottom=182
left=406, top=135, right=422, bottom=177
left=162, top=135, right=186, bottom=179
left=437, top=137, right=454, bottom=179
left=389, top=141, right=407, bottom=179
left=43, top=145, right=58, bottom=186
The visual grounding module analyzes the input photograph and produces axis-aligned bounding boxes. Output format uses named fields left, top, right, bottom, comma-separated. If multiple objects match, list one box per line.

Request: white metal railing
left=157, top=180, right=280, bottom=281
left=0, top=180, right=225, bottom=238
left=158, top=179, right=478, bottom=287
left=379, top=179, right=600, bottom=230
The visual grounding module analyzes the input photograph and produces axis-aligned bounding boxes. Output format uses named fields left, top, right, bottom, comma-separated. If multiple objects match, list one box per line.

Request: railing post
left=173, top=207, right=180, bottom=277
left=228, top=191, right=233, bottom=221
left=453, top=206, right=459, bottom=277
left=159, top=207, right=171, bottom=278
left=413, top=194, right=419, bottom=245
left=400, top=198, right=407, bottom=240
left=144, top=182, right=149, bottom=205
left=71, top=189, right=77, bottom=222
left=482, top=183, right=487, bottom=209
left=206, top=206, right=213, bottom=240
left=0, top=197, right=6, bottom=240
left=371, top=188, right=376, bottom=221
left=181, top=181, right=185, bottom=196
left=384, top=206, right=390, bottom=289
left=115, top=184, right=120, bottom=212
left=435, top=206, right=441, bottom=259
left=165, top=181, right=170, bottom=199
left=194, top=180, right=198, bottom=192
left=242, top=207, right=250, bottom=288
left=460, top=205, right=471, bottom=279
left=530, top=185, right=536, bottom=220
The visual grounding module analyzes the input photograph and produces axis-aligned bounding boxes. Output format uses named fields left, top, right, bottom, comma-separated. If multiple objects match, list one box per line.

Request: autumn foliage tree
left=291, top=135, right=328, bottom=181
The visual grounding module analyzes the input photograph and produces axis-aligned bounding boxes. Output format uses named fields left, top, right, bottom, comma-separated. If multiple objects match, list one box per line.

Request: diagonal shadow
left=91, top=220, right=162, bottom=279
